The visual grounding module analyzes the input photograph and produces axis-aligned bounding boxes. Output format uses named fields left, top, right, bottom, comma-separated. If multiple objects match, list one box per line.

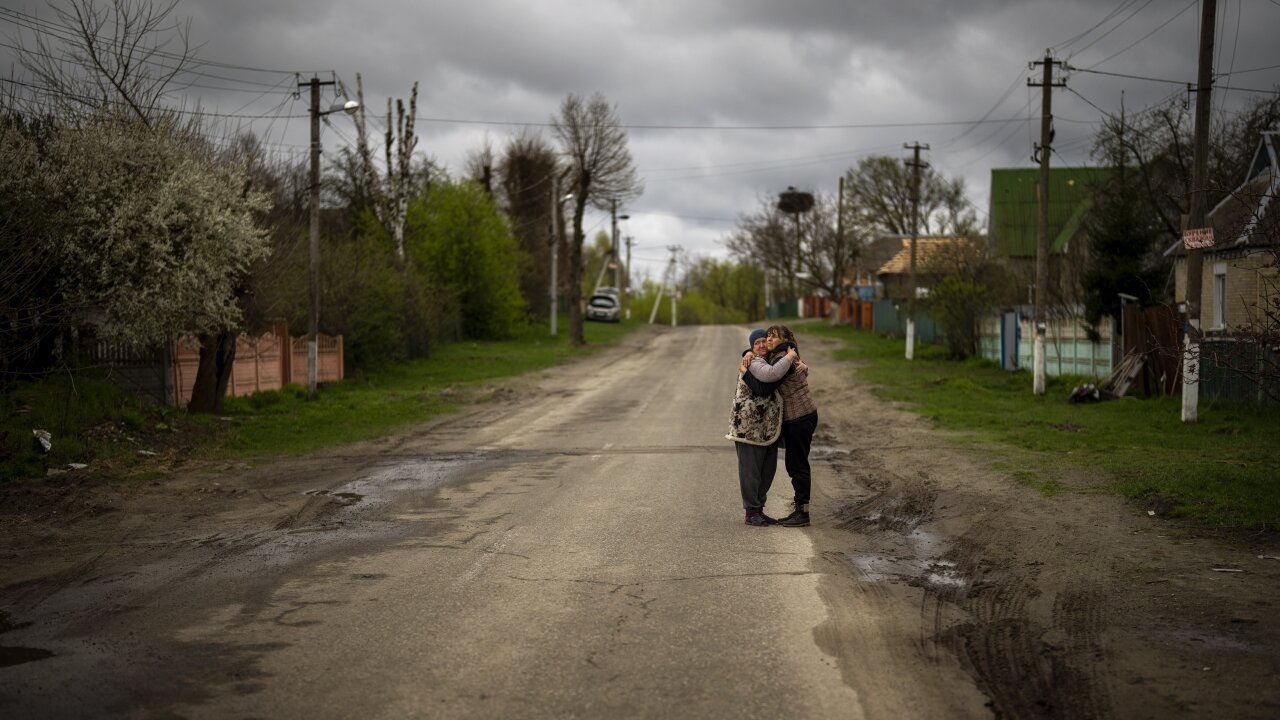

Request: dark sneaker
left=744, top=511, right=773, bottom=527
left=778, top=507, right=810, bottom=527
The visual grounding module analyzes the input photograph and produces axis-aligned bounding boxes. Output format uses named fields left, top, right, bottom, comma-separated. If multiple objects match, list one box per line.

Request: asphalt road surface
left=2, top=325, right=991, bottom=718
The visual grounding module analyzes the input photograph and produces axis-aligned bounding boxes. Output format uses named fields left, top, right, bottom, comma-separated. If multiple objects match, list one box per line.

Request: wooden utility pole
left=904, top=142, right=929, bottom=360
left=1028, top=52, right=1065, bottom=395
left=1182, top=0, right=1217, bottom=422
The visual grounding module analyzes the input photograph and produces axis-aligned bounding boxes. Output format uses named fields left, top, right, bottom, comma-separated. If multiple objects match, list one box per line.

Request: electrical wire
left=1053, top=0, right=1141, bottom=54
left=410, top=115, right=1031, bottom=132
left=0, top=7, right=329, bottom=76
left=1064, top=64, right=1187, bottom=86
left=0, top=76, right=309, bottom=120
left=946, top=69, right=1031, bottom=144
left=1069, top=0, right=1156, bottom=59
left=1218, top=0, right=1243, bottom=116
left=646, top=143, right=898, bottom=175
left=1083, top=0, right=1197, bottom=70
left=1221, top=62, right=1280, bottom=76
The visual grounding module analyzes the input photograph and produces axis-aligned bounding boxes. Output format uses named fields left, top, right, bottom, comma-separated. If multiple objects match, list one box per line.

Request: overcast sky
left=3, top=0, right=1278, bottom=282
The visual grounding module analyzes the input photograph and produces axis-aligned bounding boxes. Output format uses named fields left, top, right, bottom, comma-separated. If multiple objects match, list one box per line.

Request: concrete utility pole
left=303, top=76, right=335, bottom=400
left=1028, top=52, right=1065, bottom=395
left=1182, top=0, right=1217, bottom=422
left=549, top=180, right=561, bottom=337
left=299, top=77, right=358, bottom=398
left=609, top=200, right=629, bottom=291
left=624, top=234, right=634, bottom=320
left=649, top=246, right=680, bottom=325
left=832, top=175, right=846, bottom=327
left=904, top=142, right=929, bottom=360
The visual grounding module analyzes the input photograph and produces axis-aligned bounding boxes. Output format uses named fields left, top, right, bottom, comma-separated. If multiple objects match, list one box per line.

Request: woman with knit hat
left=726, top=328, right=797, bottom=526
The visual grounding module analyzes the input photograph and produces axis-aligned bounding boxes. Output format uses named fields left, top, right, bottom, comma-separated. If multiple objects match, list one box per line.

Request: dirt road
left=1, top=324, right=1276, bottom=718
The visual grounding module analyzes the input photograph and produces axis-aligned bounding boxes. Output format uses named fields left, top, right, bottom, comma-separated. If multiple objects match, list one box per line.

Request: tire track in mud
left=817, top=414, right=1115, bottom=719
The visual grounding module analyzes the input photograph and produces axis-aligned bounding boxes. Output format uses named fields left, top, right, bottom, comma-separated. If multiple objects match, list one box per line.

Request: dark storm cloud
left=2, top=0, right=1277, bottom=277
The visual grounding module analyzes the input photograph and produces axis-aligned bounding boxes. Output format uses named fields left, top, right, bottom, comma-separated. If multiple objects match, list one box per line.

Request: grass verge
left=2, top=317, right=640, bottom=480
left=806, top=324, right=1280, bottom=532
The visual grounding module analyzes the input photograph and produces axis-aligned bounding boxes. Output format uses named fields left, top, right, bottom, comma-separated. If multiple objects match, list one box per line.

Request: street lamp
left=302, top=75, right=359, bottom=400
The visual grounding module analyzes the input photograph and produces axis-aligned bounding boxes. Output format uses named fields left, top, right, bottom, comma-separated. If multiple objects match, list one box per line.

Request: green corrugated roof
left=989, top=167, right=1110, bottom=257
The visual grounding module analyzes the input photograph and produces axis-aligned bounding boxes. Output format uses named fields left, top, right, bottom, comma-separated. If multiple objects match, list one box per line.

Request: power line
left=1069, top=0, right=1157, bottom=58
left=1064, top=64, right=1187, bottom=86
left=410, top=115, right=1031, bottom=132
left=0, top=38, right=299, bottom=93
left=645, top=143, right=899, bottom=176
left=947, top=69, right=1031, bottom=144
left=1053, top=0, right=1142, bottom=53
left=1221, top=62, right=1280, bottom=76
left=0, top=76, right=309, bottom=120
left=1083, top=0, right=1198, bottom=69
left=0, top=7, right=328, bottom=76
left=1217, top=0, right=1243, bottom=116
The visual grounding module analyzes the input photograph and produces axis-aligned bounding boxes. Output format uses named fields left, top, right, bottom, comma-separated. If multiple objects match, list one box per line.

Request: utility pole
left=1182, top=0, right=1217, bottom=422
left=832, top=174, right=845, bottom=327
left=1028, top=52, right=1065, bottom=395
left=649, top=246, right=679, bottom=325
left=303, top=76, right=335, bottom=400
left=610, top=200, right=619, bottom=290
left=549, top=179, right=560, bottom=337
left=904, top=143, right=929, bottom=360
left=624, top=234, right=634, bottom=320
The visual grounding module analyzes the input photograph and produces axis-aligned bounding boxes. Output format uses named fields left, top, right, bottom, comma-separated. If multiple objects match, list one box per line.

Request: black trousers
left=782, top=410, right=818, bottom=506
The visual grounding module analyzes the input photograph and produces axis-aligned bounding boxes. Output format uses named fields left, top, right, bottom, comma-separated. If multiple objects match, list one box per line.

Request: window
left=1212, top=263, right=1227, bottom=329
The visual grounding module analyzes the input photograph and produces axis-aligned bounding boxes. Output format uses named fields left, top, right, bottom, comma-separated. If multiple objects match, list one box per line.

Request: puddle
left=843, top=530, right=968, bottom=589
left=810, top=446, right=852, bottom=460
left=0, top=645, right=54, bottom=668
left=0, top=611, right=54, bottom=667
left=328, top=454, right=487, bottom=509
left=925, top=560, right=966, bottom=588
left=303, top=490, right=365, bottom=504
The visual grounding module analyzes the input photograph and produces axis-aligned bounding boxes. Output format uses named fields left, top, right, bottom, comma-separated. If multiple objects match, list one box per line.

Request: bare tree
left=19, top=0, right=192, bottom=125
left=798, top=192, right=860, bottom=324
left=551, top=92, right=642, bottom=345
left=724, top=197, right=803, bottom=302
left=353, top=74, right=420, bottom=265
left=726, top=192, right=859, bottom=314
left=843, top=155, right=977, bottom=236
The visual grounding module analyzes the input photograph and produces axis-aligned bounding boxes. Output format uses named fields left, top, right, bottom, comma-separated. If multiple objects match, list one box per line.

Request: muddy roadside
left=803, top=332, right=1280, bottom=719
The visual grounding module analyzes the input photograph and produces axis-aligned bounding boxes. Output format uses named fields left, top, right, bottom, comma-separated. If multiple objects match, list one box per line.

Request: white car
left=586, top=294, right=620, bottom=323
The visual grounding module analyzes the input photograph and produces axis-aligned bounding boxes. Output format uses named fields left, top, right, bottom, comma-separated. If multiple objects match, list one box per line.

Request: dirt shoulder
left=805, top=332, right=1280, bottom=719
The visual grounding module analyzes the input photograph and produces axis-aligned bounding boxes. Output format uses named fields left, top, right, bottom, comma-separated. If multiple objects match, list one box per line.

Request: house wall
left=1174, top=250, right=1278, bottom=331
